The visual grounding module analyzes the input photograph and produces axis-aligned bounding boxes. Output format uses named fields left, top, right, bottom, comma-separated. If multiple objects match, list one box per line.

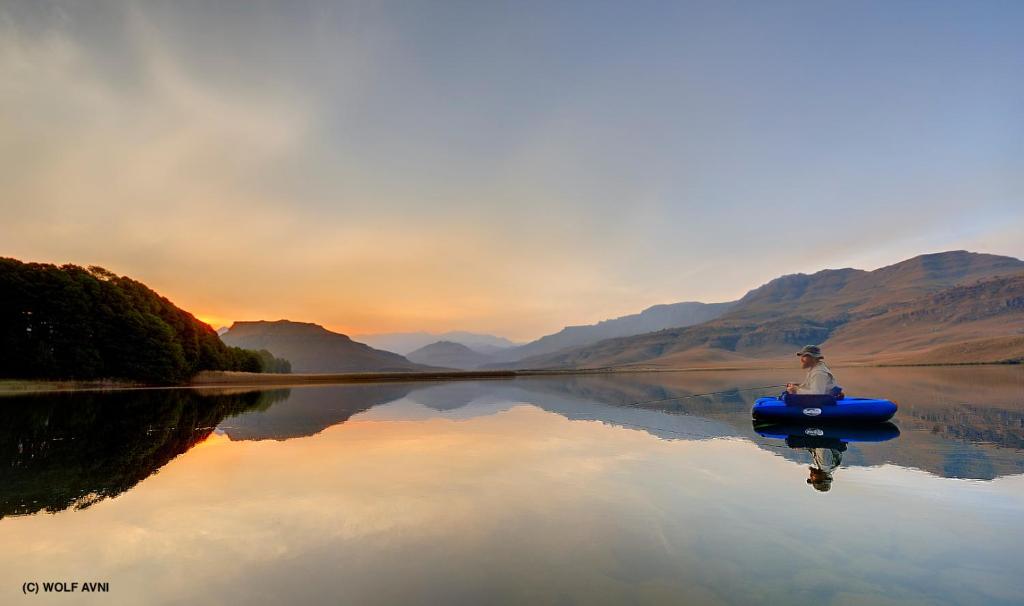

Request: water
left=1, top=366, right=1022, bottom=605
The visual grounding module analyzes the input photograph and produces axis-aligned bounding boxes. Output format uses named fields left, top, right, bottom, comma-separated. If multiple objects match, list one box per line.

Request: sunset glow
left=2, top=2, right=1022, bottom=340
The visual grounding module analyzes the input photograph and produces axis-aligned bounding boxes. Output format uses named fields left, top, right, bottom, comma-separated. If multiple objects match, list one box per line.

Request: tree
left=0, top=257, right=284, bottom=383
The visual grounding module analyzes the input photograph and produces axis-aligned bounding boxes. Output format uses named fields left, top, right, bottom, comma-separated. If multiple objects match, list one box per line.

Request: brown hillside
left=730, top=250, right=1024, bottom=321
left=509, top=251, right=1024, bottom=369
left=221, top=320, right=438, bottom=373
left=826, top=273, right=1024, bottom=361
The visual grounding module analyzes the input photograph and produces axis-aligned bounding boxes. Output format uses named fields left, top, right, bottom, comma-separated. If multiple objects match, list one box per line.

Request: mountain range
left=486, top=300, right=736, bottom=364
left=501, top=251, right=1024, bottom=369
left=220, top=251, right=1024, bottom=373
left=287, top=297, right=739, bottom=372
left=352, top=331, right=518, bottom=355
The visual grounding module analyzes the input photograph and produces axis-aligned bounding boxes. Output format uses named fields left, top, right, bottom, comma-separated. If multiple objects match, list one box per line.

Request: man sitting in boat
left=787, top=344, right=843, bottom=491
left=786, top=345, right=839, bottom=395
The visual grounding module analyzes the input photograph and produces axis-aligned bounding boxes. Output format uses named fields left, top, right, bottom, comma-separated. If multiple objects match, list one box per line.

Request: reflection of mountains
left=8, top=368, right=1015, bottom=519
left=217, top=384, right=418, bottom=440
left=0, top=389, right=287, bottom=519
left=219, top=367, right=1024, bottom=480
left=517, top=371, right=1024, bottom=480
left=915, top=405, right=1024, bottom=449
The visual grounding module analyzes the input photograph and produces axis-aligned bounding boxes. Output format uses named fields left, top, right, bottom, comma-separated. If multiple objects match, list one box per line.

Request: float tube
left=753, top=421, right=900, bottom=447
left=752, top=393, right=897, bottom=424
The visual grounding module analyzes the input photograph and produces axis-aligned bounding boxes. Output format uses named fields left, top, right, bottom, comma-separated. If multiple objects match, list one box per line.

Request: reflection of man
left=807, top=446, right=844, bottom=492
left=783, top=430, right=848, bottom=492
left=786, top=345, right=837, bottom=395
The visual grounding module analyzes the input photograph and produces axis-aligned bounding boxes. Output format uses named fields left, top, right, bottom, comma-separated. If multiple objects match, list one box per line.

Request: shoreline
left=0, top=378, right=146, bottom=396
left=1, top=359, right=1020, bottom=395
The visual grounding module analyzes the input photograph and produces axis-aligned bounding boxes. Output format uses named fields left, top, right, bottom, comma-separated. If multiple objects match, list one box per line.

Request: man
left=786, top=345, right=838, bottom=395
left=786, top=344, right=843, bottom=492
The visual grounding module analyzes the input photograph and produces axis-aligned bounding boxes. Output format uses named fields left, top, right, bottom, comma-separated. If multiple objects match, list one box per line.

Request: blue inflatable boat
left=752, top=393, right=897, bottom=423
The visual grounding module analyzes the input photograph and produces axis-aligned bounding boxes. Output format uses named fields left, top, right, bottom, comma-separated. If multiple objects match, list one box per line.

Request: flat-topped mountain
left=406, top=341, right=493, bottom=370
left=220, top=320, right=436, bottom=373
left=505, top=251, right=1024, bottom=369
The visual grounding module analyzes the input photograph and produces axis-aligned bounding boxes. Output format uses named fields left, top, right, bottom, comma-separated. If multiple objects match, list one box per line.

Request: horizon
left=41, top=246, right=1022, bottom=343
left=3, top=2, right=1023, bottom=341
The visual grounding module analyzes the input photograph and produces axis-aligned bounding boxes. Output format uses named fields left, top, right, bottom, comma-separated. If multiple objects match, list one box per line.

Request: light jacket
left=796, top=361, right=837, bottom=395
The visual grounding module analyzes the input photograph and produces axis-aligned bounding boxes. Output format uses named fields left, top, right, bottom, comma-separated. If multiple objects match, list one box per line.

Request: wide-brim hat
left=795, top=345, right=824, bottom=359
left=807, top=467, right=833, bottom=491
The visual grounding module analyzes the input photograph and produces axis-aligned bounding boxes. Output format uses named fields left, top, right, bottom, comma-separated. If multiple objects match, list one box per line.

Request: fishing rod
left=624, top=384, right=787, bottom=408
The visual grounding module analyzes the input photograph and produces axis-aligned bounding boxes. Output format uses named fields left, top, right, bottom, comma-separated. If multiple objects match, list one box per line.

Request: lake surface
left=2, top=366, right=1023, bottom=605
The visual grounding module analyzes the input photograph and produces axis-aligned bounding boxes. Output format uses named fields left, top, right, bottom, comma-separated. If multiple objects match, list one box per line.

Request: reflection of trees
left=0, top=389, right=288, bottom=518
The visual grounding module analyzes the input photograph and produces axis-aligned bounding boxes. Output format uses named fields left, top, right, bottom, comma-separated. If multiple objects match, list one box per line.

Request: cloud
left=1, top=2, right=1021, bottom=339
left=0, top=5, right=311, bottom=249
left=0, top=8, right=535, bottom=336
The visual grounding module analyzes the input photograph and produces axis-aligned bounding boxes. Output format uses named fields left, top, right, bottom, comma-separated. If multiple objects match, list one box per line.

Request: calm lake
left=2, top=366, right=1023, bottom=605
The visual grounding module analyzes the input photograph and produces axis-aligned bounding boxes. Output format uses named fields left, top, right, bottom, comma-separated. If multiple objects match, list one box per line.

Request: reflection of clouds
left=2, top=405, right=1023, bottom=604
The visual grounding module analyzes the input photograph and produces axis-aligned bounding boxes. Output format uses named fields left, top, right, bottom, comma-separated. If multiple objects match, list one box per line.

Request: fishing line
left=623, top=384, right=787, bottom=408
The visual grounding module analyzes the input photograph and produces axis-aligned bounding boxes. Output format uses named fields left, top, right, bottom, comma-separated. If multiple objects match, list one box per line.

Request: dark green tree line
left=0, top=258, right=290, bottom=383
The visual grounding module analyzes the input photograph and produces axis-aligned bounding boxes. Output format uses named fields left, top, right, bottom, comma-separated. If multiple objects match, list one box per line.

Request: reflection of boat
left=753, top=421, right=900, bottom=448
left=754, top=421, right=900, bottom=492
left=752, top=394, right=897, bottom=423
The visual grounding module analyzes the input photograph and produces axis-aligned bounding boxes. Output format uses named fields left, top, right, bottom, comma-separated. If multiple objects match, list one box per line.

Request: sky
left=2, top=1, right=1022, bottom=341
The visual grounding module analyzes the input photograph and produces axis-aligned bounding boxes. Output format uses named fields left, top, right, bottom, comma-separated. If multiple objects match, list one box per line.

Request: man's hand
left=786, top=383, right=799, bottom=394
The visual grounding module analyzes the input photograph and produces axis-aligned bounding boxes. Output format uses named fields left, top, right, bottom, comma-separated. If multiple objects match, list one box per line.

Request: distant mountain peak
left=424, top=340, right=472, bottom=349
left=406, top=340, right=492, bottom=370
left=231, top=319, right=325, bottom=329
left=353, top=331, right=518, bottom=355
left=221, top=320, right=431, bottom=373
left=228, top=319, right=357, bottom=341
